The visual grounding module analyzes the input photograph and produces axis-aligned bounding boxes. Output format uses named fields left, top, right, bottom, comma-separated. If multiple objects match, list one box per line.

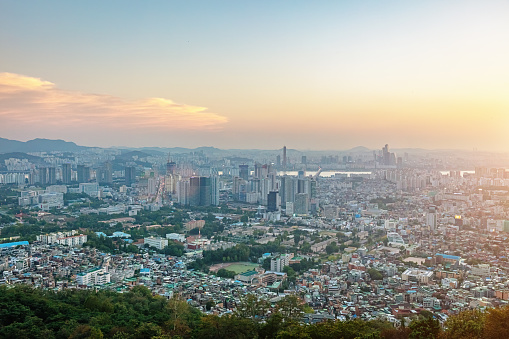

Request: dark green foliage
left=84, top=232, right=118, bottom=253
left=0, top=213, right=15, bottom=225
left=0, top=285, right=202, bottom=339
left=408, top=317, right=440, bottom=339
left=196, top=314, right=257, bottom=339
left=162, top=241, right=185, bottom=256
left=367, top=268, right=384, bottom=281
left=325, top=242, right=339, bottom=255
left=1, top=284, right=501, bottom=339
left=0, top=185, right=19, bottom=206
left=216, top=268, right=236, bottom=279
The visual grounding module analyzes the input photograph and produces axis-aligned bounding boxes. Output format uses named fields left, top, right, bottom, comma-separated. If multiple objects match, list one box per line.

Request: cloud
left=0, top=73, right=228, bottom=132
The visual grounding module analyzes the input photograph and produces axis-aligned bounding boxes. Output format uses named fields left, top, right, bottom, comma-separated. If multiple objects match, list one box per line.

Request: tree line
left=2, top=285, right=509, bottom=338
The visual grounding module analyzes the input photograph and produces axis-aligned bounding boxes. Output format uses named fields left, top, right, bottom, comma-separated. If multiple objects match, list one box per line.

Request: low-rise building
left=76, top=267, right=110, bottom=286
left=144, top=237, right=169, bottom=250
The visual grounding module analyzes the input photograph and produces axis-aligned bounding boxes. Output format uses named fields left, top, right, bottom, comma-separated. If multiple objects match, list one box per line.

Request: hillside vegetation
left=0, top=285, right=508, bottom=339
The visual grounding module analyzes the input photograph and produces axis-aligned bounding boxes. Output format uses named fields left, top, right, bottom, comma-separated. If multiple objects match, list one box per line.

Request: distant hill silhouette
left=347, top=146, right=372, bottom=152
left=117, top=150, right=153, bottom=159
left=0, top=138, right=87, bottom=153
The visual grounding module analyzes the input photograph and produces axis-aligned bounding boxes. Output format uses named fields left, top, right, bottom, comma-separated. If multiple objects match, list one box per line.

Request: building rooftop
left=0, top=241, right=29, bottom=248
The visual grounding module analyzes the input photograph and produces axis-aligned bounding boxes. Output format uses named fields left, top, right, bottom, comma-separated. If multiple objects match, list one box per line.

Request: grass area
left=319, top=231, right=338, bottom=237
left=225, top=262, right=260, bottom=274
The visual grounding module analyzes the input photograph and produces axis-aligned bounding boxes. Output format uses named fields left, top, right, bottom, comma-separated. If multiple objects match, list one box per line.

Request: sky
left=1, top=0, right=509, bottom=151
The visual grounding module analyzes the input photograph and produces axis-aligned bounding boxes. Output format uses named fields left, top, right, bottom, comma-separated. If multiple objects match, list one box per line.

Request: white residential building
left=37, top=230, right=86, bottom=246
left=144, top=236, right=168, bottom=250
left=401, top=269, right=434, bottom=284
left=76, top=267, right=110, bottom=286
left=423, top=297, right=441, bottom=309
left=270, top=253, right=293, bottom=272
left=57, top=234, right=88, bottom=247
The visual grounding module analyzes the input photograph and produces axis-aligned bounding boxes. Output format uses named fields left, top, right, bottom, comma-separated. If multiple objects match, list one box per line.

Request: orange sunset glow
left=1, top=1, right=508, bottom=151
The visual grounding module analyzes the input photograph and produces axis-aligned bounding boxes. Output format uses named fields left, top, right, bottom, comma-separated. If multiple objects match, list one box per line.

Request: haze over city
left=5, top=2, right=509, bottom=337
left=1, top=1, right=509, bottom=151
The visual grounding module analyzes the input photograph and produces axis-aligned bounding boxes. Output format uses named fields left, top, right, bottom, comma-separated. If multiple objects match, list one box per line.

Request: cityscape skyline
left=3, top=2, right=509, bottom=332
left=1, top=1, right=509, bottom=151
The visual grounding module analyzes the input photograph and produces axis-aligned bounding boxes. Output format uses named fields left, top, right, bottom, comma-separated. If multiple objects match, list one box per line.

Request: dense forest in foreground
left=0, top=285, right=508, bottom=339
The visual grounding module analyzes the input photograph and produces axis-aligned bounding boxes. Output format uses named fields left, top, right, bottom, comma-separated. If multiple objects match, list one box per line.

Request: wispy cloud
left=0, top=73, right=228, bottom=132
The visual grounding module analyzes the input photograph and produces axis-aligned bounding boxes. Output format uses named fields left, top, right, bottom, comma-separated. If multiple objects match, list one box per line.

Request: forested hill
left=0, top=285, right=506, bottom=338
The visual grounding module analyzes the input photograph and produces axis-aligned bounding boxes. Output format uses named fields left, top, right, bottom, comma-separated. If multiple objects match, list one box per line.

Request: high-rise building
left=381, top=144, right=396, bottom=166
left=254, top=163, right=261, bottom=179
left=210, top=175, right=220, bottom=206
left=189, top=176, right=212, bottom=206
left=200, top=177, right=212, bottom=206
left=62, top=163, right=72, bottom=184
left=267, top=191, right=279, bottom=212
left=166, top=154, right=176, bottom=176
left=124, top=166, right=136, bottom=186
left=270, top=254, right=291, bottom=272
left=177, top=179, right=190, bottom=205
left=189, top=177, right=200, bottom=206
left=285, top=201, right=294, bottom=216
left=301, top=156, right=307, bottom=164
left=280, top=175, right=296, bottom=207
left=298, top=170, right=305, bottom=179
left=77, top=165, right=90, bottom=183
left=297, top=178, right=307, bottom=193
left=48, top=167, right=56, bottom=185
left=294, top=193, right=309, bottom=215
left=97, top=162, right=113, bottom=185
left=282, top=146, right=287, bottom=169
left=310, top=179, right=317, bottom=199
left=148, top=177, right=157, bottom=195
left=239, top=164, right=249, bottom=181
left=38, top=167, right=47, bottom=185
left=426, top=206, right=437, bottom=231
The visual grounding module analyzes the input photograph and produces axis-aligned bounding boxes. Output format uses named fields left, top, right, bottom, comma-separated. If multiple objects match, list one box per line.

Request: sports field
left=209, top=261, right=260, bottom=273
left=226, top=262, right=259, bottom=273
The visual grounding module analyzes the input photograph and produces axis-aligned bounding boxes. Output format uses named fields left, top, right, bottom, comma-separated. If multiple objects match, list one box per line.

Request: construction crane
left=313, top=167, right=323, bottom=180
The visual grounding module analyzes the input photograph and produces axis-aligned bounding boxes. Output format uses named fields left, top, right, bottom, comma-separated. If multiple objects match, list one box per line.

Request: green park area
left=225, top=262, right=260, bottom=274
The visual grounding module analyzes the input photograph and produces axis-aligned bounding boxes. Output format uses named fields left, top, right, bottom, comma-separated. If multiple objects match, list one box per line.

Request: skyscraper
left=124, top=166, right=136, bottom=186
left=383, top=144, right=389, bottom=164
left=239, top=164, right=249, bottom=181
left=210, top=175, right=220, bottom=206
left=280, top=175, right=296, bottom=207
left=62, top=163, right=72, bottom=184
left=48, top=167, right=56, bottom=185
left=166, top=153, right=176, bottom=176
left=199, top=177, right=212, bottom=206
left=77, top=165, right=90, bottom=183
left=381, top=144, right=396, bottom=166
left=267, top=191, right=279, bottom=212
left=294, top=193, right=309, bottom=215
left=39, top=167, right=47, bottom=185
left=97, top=162, right=113, bottom=185
left=147, top=177, right=157, bottom=195
left=189, top=176, right=212, bottom=206
left=282, top=146, right=287, bottom=169
left=177, top=179, right=190, bottom=205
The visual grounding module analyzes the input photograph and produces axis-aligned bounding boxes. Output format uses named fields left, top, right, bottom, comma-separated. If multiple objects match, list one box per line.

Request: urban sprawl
left=2, top=143, right=509, bottom=326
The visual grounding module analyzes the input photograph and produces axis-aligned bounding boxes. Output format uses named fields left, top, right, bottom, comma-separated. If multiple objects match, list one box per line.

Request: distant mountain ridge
left=0, top=138, right=88, bottom=153
left=1, top=137, right=490, bottom=155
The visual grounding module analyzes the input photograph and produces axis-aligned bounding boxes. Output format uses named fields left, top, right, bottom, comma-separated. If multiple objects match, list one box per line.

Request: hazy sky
left=1, top=1, right=508, bottom=151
